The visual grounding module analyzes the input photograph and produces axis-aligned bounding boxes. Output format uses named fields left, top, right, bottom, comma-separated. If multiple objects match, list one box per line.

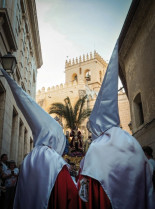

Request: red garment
left=78, top=175, right=112, bottom=209
left=48, top=165, right=78, bottom=209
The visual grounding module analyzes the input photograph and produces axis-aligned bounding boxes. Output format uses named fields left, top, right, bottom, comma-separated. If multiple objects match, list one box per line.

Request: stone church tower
left=65, top=51, right=107, bottom=93
left=36, top=51, right=131, bottom=138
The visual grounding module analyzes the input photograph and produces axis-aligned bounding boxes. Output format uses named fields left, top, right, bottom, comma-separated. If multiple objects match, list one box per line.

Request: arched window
left=72, top=73, right=78, bottom=83
left=85, top=70, right=91, bottom=81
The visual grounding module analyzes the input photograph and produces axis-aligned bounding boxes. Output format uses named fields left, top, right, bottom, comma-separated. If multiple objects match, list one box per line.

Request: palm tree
left=48, top=96, right=91, bottom=131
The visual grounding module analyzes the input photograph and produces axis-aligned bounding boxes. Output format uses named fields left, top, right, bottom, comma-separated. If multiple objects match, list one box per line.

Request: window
left=133, top=93, right=144, bottom=127
left=72, top=73, right=78, bottom=83
left=85, top=70, right=91, bottom=81
left=10, top=107, right=18, bottom=159
left=74, top=75, right=77, bottom=81
left=18, top=119, right=24, bottom=164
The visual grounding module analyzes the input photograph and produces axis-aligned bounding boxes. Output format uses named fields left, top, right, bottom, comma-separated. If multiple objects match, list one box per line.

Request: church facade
left=36, top=51, right=131, bottom=139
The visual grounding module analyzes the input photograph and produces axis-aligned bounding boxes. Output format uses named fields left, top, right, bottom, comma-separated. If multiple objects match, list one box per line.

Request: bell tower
left=65, top=51, right=107, bottom=91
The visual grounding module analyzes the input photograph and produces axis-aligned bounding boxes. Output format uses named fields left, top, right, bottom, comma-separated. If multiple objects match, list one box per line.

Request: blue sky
left=36, top=0, right=132, bottom=90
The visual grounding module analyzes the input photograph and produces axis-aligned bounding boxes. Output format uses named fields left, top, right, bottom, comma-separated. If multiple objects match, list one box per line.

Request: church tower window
left=72, top=73, right=78, bottom=83
left=85, top=70, right=91, bottom=81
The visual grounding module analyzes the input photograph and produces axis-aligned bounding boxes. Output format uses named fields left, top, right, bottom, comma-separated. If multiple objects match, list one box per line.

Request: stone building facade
left=0, top=0, right=42, bottom=165
left=36, top=52, right=131, bottom=139
left=119, top=0, right=155, bottom=150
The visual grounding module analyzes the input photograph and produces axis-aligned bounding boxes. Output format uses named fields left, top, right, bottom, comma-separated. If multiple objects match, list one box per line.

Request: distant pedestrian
left=1, top=154, right=8, bottom=172
left=142, top=146, right=155, bottom=171
left=3, top=160, right=19, bottom=209
left=0, top=162, right=6, bottom=208
left=143, top=146, right=155, bottom=189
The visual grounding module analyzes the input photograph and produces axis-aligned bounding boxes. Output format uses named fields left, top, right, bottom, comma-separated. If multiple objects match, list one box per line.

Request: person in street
left=143, top=146, right=155, bottom=171
left=143, top=146, right=155, bottom=189
left=1, top=154, right=8, bottom=172
left=3, top=160, right=19, bottom=209
left=78, top=40, right=155, bottom=209
left=0, top=162, right=6, bottom=208
left=1, top=68, right=78, bottom=209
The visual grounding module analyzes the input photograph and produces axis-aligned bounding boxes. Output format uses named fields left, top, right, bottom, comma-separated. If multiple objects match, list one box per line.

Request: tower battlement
left=37, top=80, right=79, bottom=95
left=65, top=51, right=107, bottom=68
left=37, top=82, right=98, bottom=102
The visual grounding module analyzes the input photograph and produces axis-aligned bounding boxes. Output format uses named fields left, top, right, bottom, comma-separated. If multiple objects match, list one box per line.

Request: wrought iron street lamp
left=0, top=52, right=17, bottom=74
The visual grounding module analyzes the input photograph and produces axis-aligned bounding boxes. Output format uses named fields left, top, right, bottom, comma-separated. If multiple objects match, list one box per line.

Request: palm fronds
left=48, top=96, right=92, bottom=130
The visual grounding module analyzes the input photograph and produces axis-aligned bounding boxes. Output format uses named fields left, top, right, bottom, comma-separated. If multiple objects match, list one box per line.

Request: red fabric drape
left=48, top=166, right=78, bottom=209
left=78, top=176, right=112, bottom=209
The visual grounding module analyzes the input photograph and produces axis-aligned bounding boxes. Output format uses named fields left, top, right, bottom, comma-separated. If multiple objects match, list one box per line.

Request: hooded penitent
left=1, top=68, right=67, bottom=209
left=81, top=41, right=155, bottom=209
left=87, top=41, right=120, bottom=139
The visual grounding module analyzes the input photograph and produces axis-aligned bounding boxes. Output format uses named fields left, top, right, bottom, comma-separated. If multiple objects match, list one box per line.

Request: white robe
left=1, top=68, right=67, bottom=209
left=81, top=127, right=155, bottom=209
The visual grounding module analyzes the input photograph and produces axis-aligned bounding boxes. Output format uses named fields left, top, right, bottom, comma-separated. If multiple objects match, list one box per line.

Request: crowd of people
left=0, top=154, right=19, bottom=209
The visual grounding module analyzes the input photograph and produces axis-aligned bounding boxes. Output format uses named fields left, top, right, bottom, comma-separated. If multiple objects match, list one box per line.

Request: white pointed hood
left=81, top=40, right=155, bottom=209
left=1, top=68, right=66, bottom=155
left=88, top=41, right=120, bottom=139
left=1, top=68, right=67, bottom=209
